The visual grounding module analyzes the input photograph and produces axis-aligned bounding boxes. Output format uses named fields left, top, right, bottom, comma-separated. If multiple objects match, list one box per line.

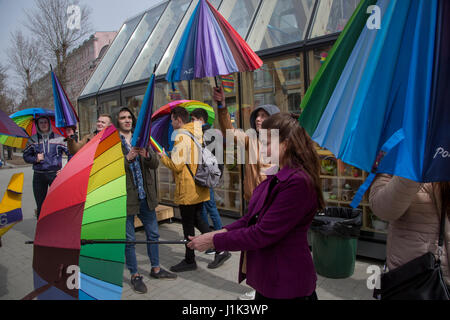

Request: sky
left=0, top=0, right=164, bottom=92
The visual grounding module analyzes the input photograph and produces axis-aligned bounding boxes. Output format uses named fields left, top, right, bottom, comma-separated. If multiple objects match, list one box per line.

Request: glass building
left=78, top=0, right=384, bottom=259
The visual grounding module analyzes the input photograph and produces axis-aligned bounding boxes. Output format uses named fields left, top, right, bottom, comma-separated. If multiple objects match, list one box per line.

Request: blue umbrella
left=299, top=0, right=450, bottom=207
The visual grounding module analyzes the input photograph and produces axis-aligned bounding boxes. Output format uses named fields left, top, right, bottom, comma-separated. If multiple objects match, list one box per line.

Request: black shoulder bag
left=374, top=206, right=449, bottom=300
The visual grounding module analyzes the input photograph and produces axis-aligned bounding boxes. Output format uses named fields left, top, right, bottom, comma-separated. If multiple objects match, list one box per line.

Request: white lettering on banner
left=367, top=5, right=381, bottom=30
left=434, top=147, right=450, bottom=159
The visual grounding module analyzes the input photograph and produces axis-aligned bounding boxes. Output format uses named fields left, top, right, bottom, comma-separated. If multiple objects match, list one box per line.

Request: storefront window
left=308, top=45, right=333, bottom=84
left=78, top=97, right=97, bottom=137
left=253, top=55, right=304, bottom=114
left=124, top=0, right=193, bottom=85
left=100, top=2, right=168, bottom=91
left=309, top=0, right=359, bottom=38
left=247, top=0, right=315, bottom=51
left=80, top=14, right=143, bottom=97
left=98, top=98, right=120, bottom=122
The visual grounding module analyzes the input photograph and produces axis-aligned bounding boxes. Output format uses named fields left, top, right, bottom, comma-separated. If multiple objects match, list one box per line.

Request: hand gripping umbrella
left=299, top=0, right=450, bottom=207
left=23, top=125, right=185, bottom=300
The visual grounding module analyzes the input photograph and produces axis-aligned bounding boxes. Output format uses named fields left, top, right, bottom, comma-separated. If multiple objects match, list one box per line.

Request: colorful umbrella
left=0, top=108, right=65, bottom=149
left=51, top=71, right=79, bottom=131
left=0, top=173, right=24, bottom=238
left=29, top=125, right=127, bottom=300
left=299, top=0, right=450, bottom=207
left=166, top=0, right=262, bottom=83
left=132, top=68, right=155, bottom=149
left=151, top=100, right=215, bottom=152
left=0, top=109, right=28, bottom=139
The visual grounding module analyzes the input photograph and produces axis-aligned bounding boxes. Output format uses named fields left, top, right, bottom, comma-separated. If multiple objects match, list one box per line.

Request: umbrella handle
left=214, top=76, right=219, bottom=88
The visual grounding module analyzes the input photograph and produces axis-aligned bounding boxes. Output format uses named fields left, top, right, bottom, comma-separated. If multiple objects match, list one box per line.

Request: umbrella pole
left=25, top=240, right=189, bottom=245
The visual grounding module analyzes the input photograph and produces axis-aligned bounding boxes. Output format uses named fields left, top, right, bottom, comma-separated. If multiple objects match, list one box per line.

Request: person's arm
left=159, top=133, right=189, bottom=173
left=369, top=174, right=422, bottom=222
left=67, top=134, right=89, bottom=155
left=213, top=176, right=316, bottom=252
left=23, top=141, right=38, bottom=164
left=142, top=147, right=160, bottom=170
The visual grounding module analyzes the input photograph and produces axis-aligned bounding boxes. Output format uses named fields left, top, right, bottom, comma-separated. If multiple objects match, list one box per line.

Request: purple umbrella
left=0, top=109, right=28, bottom=139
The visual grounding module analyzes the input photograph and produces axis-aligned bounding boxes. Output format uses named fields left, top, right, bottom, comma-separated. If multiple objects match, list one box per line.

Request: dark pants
left=179, top=203, right=210, bottom=263
left=255, top=291, right=318, bottom=301
left=33, top=171, right=57, bottom=218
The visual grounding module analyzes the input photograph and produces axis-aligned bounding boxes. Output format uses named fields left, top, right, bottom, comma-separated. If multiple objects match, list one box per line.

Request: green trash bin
left=310, top=207, right=362, bottom=279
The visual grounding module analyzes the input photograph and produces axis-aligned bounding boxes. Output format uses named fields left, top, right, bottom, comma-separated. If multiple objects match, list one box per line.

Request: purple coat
left=213, top=166, right=318, bottom=299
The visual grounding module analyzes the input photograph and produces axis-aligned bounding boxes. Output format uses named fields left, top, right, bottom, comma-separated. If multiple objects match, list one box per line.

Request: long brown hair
left=262, top=113, right=325, bottom=211
left=433, top=182, right=450, bottom=218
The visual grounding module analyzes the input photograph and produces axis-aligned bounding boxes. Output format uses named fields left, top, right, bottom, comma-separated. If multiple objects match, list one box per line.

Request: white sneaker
left=238, top=290, right=256, bottom=300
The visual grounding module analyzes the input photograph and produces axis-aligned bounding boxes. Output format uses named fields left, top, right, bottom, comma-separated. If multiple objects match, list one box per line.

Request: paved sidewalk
left=0, top=165, right=382, bottom=300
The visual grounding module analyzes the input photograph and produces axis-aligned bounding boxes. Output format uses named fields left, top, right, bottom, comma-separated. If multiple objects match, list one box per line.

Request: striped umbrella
left=299, top=0, right=450, bottom=206
left=166, top=0, right=262, bottom=84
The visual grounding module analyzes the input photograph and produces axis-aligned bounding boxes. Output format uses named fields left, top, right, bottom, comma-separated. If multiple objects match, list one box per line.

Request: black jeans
left=33, top=171, right=57, bottom=218
left=255, top=291, right=318, bottom=301
left=179, top=203, right=210, bottom=263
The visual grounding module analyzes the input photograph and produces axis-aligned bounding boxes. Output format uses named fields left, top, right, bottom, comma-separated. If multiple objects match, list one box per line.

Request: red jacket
left=213, top=166, right=319, bottom=299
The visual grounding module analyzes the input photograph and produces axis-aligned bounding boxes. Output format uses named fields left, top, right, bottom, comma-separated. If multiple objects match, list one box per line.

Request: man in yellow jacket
left=159, top=107, right=221, bottom=272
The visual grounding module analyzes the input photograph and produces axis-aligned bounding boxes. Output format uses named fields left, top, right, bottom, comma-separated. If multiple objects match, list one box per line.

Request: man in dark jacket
left=116, top=107, right=176, bottom=294
left=23, top=115, right=70, bottom=219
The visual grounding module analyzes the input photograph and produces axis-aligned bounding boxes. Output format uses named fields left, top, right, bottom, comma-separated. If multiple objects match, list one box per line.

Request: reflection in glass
left=100, top=3, right=168, bottom=91
left=310, top=0, right=359, bottom=38
left=124, top=0, right=192, bottom=84
left=80, top=15, right=143, bottom=96
left=248, top=0, right=314, bottom=51
left=78, top=98, right=97, bottom=137
left=219, top=0, right=260, bottom=39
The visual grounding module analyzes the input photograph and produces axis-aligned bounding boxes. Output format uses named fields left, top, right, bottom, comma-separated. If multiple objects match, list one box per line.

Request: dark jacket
left=23, top=131, right=69, bottom=172
left=121, top=141, right=160, bottom=215
left=213, top=166, right=319, bottom=299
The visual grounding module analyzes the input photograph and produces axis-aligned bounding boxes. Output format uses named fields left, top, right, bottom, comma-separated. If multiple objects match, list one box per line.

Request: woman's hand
left=187, top=229, right=227, bottom=252
left=126, top=148, right=138, bottom=162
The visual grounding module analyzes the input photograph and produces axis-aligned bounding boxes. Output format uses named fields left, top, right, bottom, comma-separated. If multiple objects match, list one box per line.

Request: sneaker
left=130, top=275, right=147, bottom=294
left=207, top=251, right=231, bottom=269
left=204, top=248, right=215, bottom=255
left=150, top=268, right=177, bottom=280
left=238, top=290, right=256, bottom=300
left=170, top=260, right=197, bottom=273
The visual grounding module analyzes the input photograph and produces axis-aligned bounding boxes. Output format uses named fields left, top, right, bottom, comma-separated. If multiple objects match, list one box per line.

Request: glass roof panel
left=124, top=0, right=193, bottom=84
left=99, top=2, right=168, bottom=91
left=247, top=0, right=315, bottom=51
left=79, top=14, right=143, bottom=97
left=219, top=0, right=261, bottom=39
left=310, top=0, right=360, bottom=38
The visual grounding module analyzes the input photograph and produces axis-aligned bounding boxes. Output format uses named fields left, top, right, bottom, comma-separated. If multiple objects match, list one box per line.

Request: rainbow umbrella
left=51, top=71, right=79, bottom=131
left=151, top=100, right=215, bottom=152
left=299, top=0, right=450, bottom=207
left=0, top=108, right=64, bottom=149
left=0, top=109, right=28, bottom=140
left=166, top=0, right=262, bottom=84
left=28, top=125, right=127, bottom=300
left=0, top=173, right=24, bottom=238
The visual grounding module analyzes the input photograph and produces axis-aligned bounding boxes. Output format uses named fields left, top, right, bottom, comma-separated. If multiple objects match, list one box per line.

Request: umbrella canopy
left=132, top=71, right=155, bottom=149
left=151, top=100, right=214, bottom=152
left=0, top=173, right=24, bottom=238
left=0, top=108, right=64, bottom=149
left=299, top=0, right=450, bottom=206
left=166, top=0, right=262, bottom=83
left=51, top=71, right=79, bottom=130
left=31, top=125, right=126, bottom=300
left=0, top=109, right=28, bottom=139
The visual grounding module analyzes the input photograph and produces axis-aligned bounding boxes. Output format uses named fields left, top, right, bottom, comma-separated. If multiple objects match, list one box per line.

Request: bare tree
left=0, top=64, right=15, bottom=114
left=7, top=30, right=43, bottom=106
left=25, top=0, right=92, bottom=87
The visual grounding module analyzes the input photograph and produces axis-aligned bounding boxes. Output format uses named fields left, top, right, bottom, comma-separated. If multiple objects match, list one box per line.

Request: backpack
left=182, top=131, right=222, bottom=189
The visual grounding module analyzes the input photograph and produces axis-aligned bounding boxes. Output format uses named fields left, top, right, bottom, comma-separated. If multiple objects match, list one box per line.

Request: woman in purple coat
left=188, top=113, right=325, bottom=300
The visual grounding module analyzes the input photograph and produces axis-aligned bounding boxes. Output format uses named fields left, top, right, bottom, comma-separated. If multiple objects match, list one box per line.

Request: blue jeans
left=201, top=188, right=223, bottom=231
left=125, top=199, right=160, bottom=275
